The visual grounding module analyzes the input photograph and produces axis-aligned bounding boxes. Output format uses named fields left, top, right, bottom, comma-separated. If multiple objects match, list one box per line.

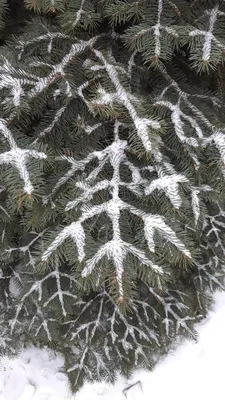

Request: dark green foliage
left=0, top=0, right=7, bottom=31
left=0, top=0, right=225, bottom=391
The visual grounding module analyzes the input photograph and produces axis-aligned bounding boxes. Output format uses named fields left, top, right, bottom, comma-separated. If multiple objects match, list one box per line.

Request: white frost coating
left=189, top=7, right=225, bottom=61
left=43, top=265, right=75, bottom=317
left=3, top=291, right=225, bottom=398
left=145, top=173, right=188, bottom=209
left=148, top=287, right=195, bottom=336
left=29, top=36, right=98, bottom=98
left=73, top=0, right=86, bottom=27
left=82, top=240, right=125, bottom=297
left=132, top=0, right=178, bottom=59
left=154, top=0, right=163, bottom=57
left=66, top=180, right=109, bottom=211
left=16, top=32, right=71, bottom=60
left=202, top=208, right=225, bottom=290
left=210, top=131, right=225, bottom=162
left=64, top=283, right=194, bottom=380
left=42, top=221, right=85, bottom=262
left=33, top=301, right=52, bottom=341
left=191, top=185, right=213, bottom=225
left=53, top=88, right=61, bottom=99
left=39, top=105, right=67, bottom=138
left=65, top=81, right=72, bottom=97
left=158, top=65, right=215, bottom=133
left=143, top=215, right=191, bottom=257
left=93, top=49, right=160, bottom=151
left=155, top=100, right=199, bottom=146
left=0, top=119, right=47, bottom=194
left=80, top=122, right=128, bottom=298
left=202, top=7, right=219, bottom=61
left=43, top=121, right=193, bottom=298
left=0, top=74, right=26, bottom=107
left=128, top=50, right=138, bottom=77
left=205, top=131, right=225, bottom=176
left=0, top=118, right=17, bottom=148
left=48, top=37, right=53, bottom=54
left=82, top=240, right=163, bottom=280
left=10, top=267, right=78, bottom=334
left=77, top=115, right=102, bottom=134
left=155, top=65, right=224, bottom=174
left=171, top=104, right=198, bottom=146
left=6, top=230, right=46, bottom=271
left=191, top=188, right=200, bottom=225
left=0, top=58, right=38, bottom=108
left=44, top=152, right=99, bottom=201
left=94, top=87, right=118, bottom=105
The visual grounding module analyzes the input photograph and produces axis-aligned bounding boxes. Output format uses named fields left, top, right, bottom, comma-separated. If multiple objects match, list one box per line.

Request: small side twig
left=123, top=380, right=143, bottom=398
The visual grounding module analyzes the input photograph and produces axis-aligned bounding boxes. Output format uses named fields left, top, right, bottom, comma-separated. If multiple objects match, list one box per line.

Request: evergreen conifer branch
left=187, top=5, right=225, bottom=71
left=0, top=120, right=46, bottom=194
left=24, top=0, right=65, bottom=13
left=0, top=325, right=16, bottom=355
left=122, top=0, right=180, bottom=63
left=10, top=263, right=79, bottom=333
left=62, top=284, right=197, bottom=388
left=42, top=120, right=192, bottom=301
left=0, top=0, right=225, bottom=390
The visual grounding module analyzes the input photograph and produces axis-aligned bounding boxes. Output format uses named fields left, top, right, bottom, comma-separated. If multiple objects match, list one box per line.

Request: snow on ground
left=1, top=290, right=225, bottom=400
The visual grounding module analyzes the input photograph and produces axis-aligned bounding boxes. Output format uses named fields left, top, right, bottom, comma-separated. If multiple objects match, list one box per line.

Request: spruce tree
left=0, top=0, right=225, bottom=391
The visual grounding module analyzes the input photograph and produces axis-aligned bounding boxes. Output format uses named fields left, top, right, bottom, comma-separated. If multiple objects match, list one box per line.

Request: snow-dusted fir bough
left=0, top=0, right=225, bottom=391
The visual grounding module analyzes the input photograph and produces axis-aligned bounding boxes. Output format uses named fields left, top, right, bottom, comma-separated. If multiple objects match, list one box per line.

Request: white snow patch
left=1, top=290, right=225, bottom=400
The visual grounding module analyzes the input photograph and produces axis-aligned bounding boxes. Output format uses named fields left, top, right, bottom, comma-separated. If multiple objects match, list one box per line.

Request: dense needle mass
left=0, top=0, right=225, bottom=390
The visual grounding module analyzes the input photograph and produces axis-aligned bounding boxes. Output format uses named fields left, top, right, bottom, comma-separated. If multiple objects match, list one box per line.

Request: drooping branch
left=42, top=121, right=191, bottom=300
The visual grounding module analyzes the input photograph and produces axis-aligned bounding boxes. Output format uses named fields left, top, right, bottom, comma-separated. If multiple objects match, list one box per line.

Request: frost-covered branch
left=157, top=66, right=216, bottom=131
left=145, top=163, right=188, bottom=209
left=193, top=206, right=225, bottom=297
left=0, top=34, right=99, bottom=119
left=146, top=285, right=196, bottom=336
left=190, top=185, right=212, bottom=225
left=0, top=119, right=46, bottom=194
left=72, top=0, right=86, bottom=28
left=10, top=264, right=78, bottom=334
left=0, top=58, right=36, bottom=107
left=16, top=31, right=71, bottom=59
left=189, top=7, right=225, bottom=63
left=63, top=284, right=197, bottom=385
left=205, top=208, right=225, bottom=250
left=28, top=299, right=53, bottom=341
left=127, top=0, right=178, bottom=60
left=90, top=49, right=161, bottom=152
left=155, top=66, right=225, bottom=174
left=204, top=132, right=225, bottom=177
left=28, top=36, right=98, bottom=99
left=42, top=121, right=191, bottom=300
left=0, top=324, right=16, bottom=355
left=5, top=230, right=47, bottom=269
left=63, top=289, right=159, bottom=384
